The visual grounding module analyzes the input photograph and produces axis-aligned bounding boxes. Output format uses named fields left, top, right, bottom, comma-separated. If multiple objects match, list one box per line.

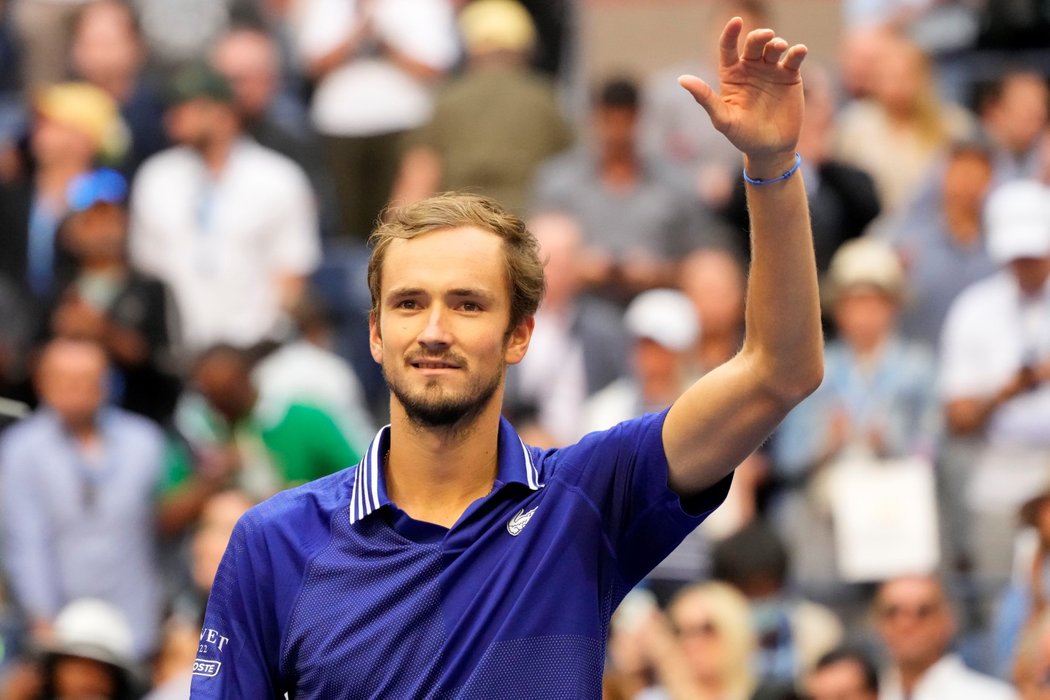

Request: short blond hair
left=368, top=193, right=545, bottom=331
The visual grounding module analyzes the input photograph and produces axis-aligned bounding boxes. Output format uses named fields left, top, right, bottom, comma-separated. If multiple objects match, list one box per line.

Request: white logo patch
left=507, top=507, right=538, bottom=536
left=193, top=659, right=222, bottom=677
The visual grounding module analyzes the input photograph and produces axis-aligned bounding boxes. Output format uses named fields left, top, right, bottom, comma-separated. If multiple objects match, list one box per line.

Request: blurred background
left=0, top=0, right=1049, bottom=698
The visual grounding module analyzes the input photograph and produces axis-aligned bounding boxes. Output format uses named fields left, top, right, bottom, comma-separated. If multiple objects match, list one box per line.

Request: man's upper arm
left=663, top=351, right=801, bottom=495
left=191, top=514, right=285, bottom=698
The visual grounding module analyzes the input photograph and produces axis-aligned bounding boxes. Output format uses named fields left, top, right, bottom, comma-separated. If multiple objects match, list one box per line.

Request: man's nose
left=418, top=305, right=452, bottom=350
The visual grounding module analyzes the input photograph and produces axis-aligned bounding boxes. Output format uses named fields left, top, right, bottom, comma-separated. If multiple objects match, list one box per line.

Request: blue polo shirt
left=191, top=409, right=730, bottom=699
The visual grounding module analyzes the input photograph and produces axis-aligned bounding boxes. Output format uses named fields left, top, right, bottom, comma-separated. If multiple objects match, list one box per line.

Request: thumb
left=678, top=74, right=729, bottom=133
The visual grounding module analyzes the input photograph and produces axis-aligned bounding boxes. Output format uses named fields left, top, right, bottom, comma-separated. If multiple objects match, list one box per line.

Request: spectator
left=880, top=141, right=998, bottom=349
left=1, top=598, right=143, bottom=700
left=0, top=338, right=166, bottom=659
left=1013, top=608, right=1050, bottom=700
left=45, top=167, right=181, bottom=425
left=582, top=288, right=697, bottom=434
left=832, top=30, right=976, bottom=217
left=290, top=0, right=458, bottom=240
left=251, top=294, right=375, bottom=450
left=975, top=70, right=1050, bottom=184
left=0, top=82, right=124, bottom=301
left=175, top=343, right=360, bottom=501
left=69, top=0, right=169, bottom=175
left=712, top=520, right=844, bottom=685
left=874, top=574, right=1017, bottom=699
left=610, top=581, right=795, bottom=700
left=129, top=63, right=321, bottom=352
left=9, top=0, right=93, bottom=90
left=392, top=0, right=572, bottom=214
left=533, top=77, right=726, bottom=301
left=772, top=239, right=939, bottom=605
left=149, top=489, right=254, bottom=700
left=677, top=247, right=745, bottom=375
left=939, top=179, right=1050, bottom=585
left=209, top=26, right=328, bottom=213
left=994, top=489, right=1050, bottom=679
left=805, top=647, right=879, bottom=700
left=505, top=211, right=627, bottom=445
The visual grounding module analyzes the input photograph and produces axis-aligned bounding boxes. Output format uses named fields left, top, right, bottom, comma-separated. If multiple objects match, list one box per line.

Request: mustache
left=405, top=351, right=468, bottom=367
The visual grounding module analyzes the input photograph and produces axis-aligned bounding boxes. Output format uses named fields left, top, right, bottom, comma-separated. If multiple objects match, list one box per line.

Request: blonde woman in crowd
left=606, top=582, right=794, bottom=700
left=832, top=29, right=975, bottom=217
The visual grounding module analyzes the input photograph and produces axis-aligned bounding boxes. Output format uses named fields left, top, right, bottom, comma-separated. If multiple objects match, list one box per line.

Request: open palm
left=679, top=17, right=807, bottom=162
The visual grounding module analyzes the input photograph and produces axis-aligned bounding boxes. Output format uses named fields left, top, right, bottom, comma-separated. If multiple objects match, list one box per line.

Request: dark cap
left=166, top=62, right=234, bottom=106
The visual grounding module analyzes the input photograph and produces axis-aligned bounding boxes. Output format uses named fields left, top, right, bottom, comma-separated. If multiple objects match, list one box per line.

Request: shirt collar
left=347, top=417, right=544, bottom=526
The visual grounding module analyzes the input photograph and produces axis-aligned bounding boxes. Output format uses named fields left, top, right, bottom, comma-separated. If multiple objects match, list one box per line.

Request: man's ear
left=369, top=311, right=383, bottom=364
left=504, top=315, right=535, bottom=365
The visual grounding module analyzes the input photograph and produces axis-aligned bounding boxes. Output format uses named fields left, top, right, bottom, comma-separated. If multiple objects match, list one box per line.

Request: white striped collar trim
left=347, top=420, right=544, bottom=526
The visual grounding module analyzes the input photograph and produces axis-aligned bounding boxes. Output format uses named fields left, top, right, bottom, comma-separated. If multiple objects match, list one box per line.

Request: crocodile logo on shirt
left=507, top=507, right=538, bottom=536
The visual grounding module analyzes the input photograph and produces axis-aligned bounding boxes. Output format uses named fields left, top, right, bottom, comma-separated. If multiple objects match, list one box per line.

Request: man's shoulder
left=134, top=145, right=197, bottom=181
left=943, top=270, right=1013, bottom=330
left=231, top=139, right=310, bottom=186
left=929, top=655, right=1018, bottom=699
left=0, top=411, right=54, bottom=450
left=237, top=467, right=358, bottom=548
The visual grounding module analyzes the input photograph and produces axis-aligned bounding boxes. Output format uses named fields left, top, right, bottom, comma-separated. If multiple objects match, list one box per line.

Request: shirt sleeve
left=546, top=410, right=732, bottom=586
left=267, top=163, right=321, bottom=277
left=0, top=431, right=62, bottom=620
left=191, top=512, right=286, bottom=698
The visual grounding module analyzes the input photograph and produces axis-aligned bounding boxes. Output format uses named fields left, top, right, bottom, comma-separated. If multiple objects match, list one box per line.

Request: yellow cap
left=34, top=82, right=126, bottom=157
left=459, top=0, right=536, bottom=55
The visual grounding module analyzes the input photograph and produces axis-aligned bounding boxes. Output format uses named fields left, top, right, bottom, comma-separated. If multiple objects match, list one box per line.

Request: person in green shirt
left=172, top=344, right=361, bottom=501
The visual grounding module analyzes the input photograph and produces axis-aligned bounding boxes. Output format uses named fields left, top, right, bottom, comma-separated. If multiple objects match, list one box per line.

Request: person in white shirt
left=875, top=574, right=1018, bottom=700
left=129, top=64, right=321, bottom=353
left=290, top=0, right=458, bottom=240
left=939, top=179, right=1050, bottom=585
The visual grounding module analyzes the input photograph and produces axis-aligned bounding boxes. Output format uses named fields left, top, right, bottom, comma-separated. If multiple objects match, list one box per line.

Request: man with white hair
left=940, top=179, right=1050, bottom=585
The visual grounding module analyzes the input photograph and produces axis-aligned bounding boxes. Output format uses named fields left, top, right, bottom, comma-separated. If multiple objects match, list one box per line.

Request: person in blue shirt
left=191, top=17, right=823, bottom=699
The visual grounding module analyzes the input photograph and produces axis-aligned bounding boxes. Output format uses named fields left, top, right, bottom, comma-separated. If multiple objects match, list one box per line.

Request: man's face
left=805, top=659, right=877, bottom=700
left=165, top=98, right=226, bottom=150
left=52, top=655, right=118, bottom=700
left=832, top=287, right=898, bottom=353
left=65, top=204, right=127, bottom=263
left=594, top=105, right=638, bottom=156
left=193, top=355, right=254, bottom=424
left=37, top=343, right=107, bottom=429
left=370, top=227, right=532, bottom=429
left=1009, top=256, right=1050, bottom=296
left=875, top=578, right=954, bottom=669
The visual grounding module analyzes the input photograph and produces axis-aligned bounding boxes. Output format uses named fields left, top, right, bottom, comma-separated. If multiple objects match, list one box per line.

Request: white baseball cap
left=984, top=179, right=1050, bottom=264
left=45, top=598, right=136, bottom=670
left=825, top=237, right=906, bottom=304
left=623, top=288, right=700, bottom=352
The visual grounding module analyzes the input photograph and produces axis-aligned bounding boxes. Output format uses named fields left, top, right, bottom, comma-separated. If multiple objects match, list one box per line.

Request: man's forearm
left=740, top=151, right=823, bottom=403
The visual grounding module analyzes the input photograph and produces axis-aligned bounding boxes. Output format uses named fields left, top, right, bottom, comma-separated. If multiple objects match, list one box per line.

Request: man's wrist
left=742, top=151, right=801, bottom=182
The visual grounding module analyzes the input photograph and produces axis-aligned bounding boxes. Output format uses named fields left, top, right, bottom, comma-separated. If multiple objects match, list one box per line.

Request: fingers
left=782, top=43, right=809, bottom=72
left=717, top=16, right=744, bottom=67
left=740, top=27, right=776, bottom=62
left=725, top=18, right=806, bottom=72
left=678, top=74, right=729, bottom=132
left=761, top=37, right=789, bottom=65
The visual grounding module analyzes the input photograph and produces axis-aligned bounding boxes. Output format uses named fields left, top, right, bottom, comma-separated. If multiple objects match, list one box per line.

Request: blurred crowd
left=0, top=0, right=1047, bottom=697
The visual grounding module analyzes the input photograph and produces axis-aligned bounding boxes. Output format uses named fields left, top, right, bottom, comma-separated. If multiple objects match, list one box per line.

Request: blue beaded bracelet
left=742, top=153, right=802, bottom=185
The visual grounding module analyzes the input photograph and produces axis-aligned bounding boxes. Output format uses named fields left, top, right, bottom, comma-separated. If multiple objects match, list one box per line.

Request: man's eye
left=461, top=302, right=481, bottom=312
left=397, top=300, right=418, bottom=309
